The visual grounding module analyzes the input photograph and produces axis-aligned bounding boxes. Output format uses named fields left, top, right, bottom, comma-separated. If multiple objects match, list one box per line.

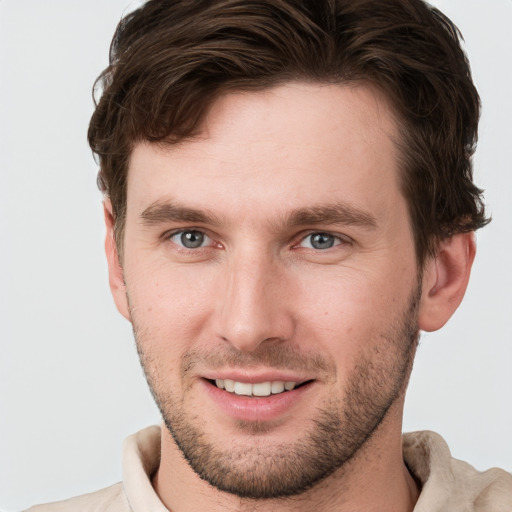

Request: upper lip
left=201, top=370, right=313, bottom=385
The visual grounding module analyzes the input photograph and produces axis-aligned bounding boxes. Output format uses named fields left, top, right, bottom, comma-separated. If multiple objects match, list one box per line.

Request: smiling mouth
left=209, top=379, right=312, bottom=397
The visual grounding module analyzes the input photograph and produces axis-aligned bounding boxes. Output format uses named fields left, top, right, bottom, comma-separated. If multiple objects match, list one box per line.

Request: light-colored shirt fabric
left=25, top=426, right=512, bottom=511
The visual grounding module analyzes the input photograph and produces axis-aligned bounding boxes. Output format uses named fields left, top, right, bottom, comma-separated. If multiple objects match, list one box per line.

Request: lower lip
left=201, top=379, right=314, bottom=423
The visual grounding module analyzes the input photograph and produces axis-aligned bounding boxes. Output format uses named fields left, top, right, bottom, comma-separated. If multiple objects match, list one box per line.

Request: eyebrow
left=140, top=201, right=222, bottom=226
left=140, top=200, right=377, bottom=230
left=284, top=204, right=377, bottom=230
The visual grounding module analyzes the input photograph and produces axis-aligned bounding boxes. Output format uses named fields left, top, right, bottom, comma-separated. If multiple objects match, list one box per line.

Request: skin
left=105, top=82, right=475, bottom=512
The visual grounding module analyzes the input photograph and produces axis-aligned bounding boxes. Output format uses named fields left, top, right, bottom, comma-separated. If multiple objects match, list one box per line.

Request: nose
left=213, top=249, right=295, bottom=352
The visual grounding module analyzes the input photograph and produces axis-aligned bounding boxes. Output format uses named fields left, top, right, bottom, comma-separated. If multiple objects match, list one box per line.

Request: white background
left=0, top=1, right=511, bottom=510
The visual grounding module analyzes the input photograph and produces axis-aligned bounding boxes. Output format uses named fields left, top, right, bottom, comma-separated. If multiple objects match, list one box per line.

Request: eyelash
left=295, top=232, right=347, bottom=250
left=165, top=229, right=351, bottom=252
left=167, top=229, right=215, bottom=250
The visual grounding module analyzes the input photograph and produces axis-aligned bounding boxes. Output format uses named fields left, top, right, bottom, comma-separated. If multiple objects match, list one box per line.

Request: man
left=26, top=0, right=512, bottom=510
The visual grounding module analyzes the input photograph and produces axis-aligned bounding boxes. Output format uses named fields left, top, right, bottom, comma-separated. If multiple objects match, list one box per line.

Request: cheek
left=126, top=262, right=217, bottom=352
left=292, top=265, right=415, bottom=353
left=125, top=245, right=418, bottom=365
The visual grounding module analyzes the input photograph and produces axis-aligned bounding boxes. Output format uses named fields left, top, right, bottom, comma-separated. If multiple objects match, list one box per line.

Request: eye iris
left=181, top=231, right=204, bottom=248
left=311, top=233, right=335, bottom=249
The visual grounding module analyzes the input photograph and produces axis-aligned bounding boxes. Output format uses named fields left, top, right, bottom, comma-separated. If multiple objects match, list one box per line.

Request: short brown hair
left=88, top=0, right=489, bottom=264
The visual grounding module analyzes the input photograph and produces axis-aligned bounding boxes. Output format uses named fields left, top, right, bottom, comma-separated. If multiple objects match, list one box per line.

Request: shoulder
left=449, top=458, right=512, bottom=511
left=24, top=483, right=130, bottom=512
left=404, top=431, right=512, bottom=512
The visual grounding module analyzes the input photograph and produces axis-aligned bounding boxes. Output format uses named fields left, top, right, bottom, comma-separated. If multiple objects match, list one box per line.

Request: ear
left=103, top=199, right=131, bottom=321
left=418, top=232, right=476, bottom=332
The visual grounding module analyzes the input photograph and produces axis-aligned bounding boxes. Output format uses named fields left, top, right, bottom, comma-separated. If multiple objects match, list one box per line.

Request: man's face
left=116, top=83, right=423, bottom=498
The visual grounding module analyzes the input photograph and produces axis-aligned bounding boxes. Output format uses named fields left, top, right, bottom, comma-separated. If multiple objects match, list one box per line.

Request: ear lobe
left=103, top=199, right=131, bottom=321
left=418, top=232, right=476, bottom=332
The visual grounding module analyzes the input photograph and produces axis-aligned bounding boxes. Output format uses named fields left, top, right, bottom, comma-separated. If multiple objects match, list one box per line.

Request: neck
left=153, top=403, right=419, bottom=512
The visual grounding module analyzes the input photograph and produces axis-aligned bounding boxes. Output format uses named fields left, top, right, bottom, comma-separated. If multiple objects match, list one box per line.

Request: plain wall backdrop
left=1, top=1, right=511, bottom=510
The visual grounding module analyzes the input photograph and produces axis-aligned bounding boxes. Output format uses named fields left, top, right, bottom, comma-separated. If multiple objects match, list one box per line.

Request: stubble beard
left=132, top=284, right=421, bottom=500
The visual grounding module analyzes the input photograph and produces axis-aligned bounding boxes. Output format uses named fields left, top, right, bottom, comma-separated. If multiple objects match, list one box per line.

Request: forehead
left=126, top=82, right=402, bottom=222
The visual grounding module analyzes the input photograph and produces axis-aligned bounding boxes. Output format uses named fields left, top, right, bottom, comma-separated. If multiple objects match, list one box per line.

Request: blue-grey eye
left=300, top=232, right=339, bottom=250
left=170, top=230, right=209, bottom=249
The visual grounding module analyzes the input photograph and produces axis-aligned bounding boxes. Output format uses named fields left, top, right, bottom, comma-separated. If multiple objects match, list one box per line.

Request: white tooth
left=271, top=381, right=285, bottom=394
left=234, top=382, right=253, bottom=396
left=224, top=379, right=235, bottom=392
left=284, top=381, right=296, bottom=391
left=215, top=379, right=224, bottom=389
left=252, top=382, right=272, bottom=397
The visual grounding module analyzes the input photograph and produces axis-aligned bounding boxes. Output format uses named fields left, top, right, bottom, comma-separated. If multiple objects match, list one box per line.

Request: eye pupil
left=311, top=233, right=335, bottom=249
left=181, top=231, right=204, bottom=248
